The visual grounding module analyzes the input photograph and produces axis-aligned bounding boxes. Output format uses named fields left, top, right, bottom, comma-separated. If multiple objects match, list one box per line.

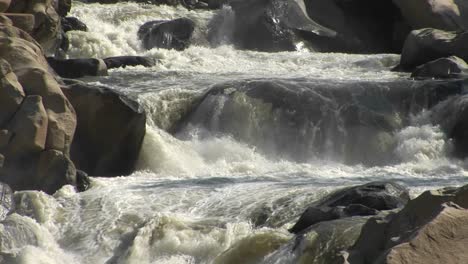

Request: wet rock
left=222, top=0, right=336, bottom=52
left=103, top=56, right=156, bottom=69
left=0, top=182, right=13, bottom=221
left=47, top=57, right=108, bottom=78
left=399, top=28, right=468, bottom=71
left=76, top=170, right=91, bottom=192
left=56, top=0, right=72, bottom=17
left=61, top=16, right=88, bottom=32
left=411, top=56, right=468, bottom=79
left=36, top=149, right=76, bottom=194
left=137, top=18, right=195, bottom=51
left=62, top=80, right=146, bottom=176
left=290, top=181, right=409, bottom=234
left=0, top=59, right=25, bottom=127
left=345, top=184, right=468, bottom=264
left=393, top=0, right=468, bottom=31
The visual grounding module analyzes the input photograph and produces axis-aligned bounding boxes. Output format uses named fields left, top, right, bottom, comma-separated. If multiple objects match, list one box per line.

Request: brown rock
left=2, top=13, right=35, bottom=33
left=0, top=0, right=10, bottom=12
left=7, top=95, right=48, bottom=156
left=0, top=59, right=25, bottom=126
left=37, top=149, right=76, bottom=194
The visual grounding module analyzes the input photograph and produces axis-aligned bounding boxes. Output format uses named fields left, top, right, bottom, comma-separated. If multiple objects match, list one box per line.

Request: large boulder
left=0, top=23, right=77, bottom=194
left=411, top=56, right=468, bottom=79
left=345, top=185, right=468, bottom=264
left=290, top=181, right=409, bottom=234
left=215, top=0, right=336, bottom=52
left=399, top=28, right=468, bottom=71
left=7, top=0, right=61, bottom=54
left=137, top=18, right=195, bottom=51
left=61, top=80, right=146, bottom=176
left=392, top=0, right=468, bottom=31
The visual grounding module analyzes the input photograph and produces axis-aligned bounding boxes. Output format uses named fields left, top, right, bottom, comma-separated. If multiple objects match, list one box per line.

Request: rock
left=393, top=0, right=468, bottom=31
left=345, top=184, right=468, bottom=264
left=219, top=0, right=336, bottom=52
left=46, top=57, right=108, bottom=78
left=0, top=0, right=10, bottom=12
left=62, top=80, right=146, bottom=176
left=265, top=217, right=369, bottom=264
left=138, top=18, right=195, bottom=50
left=411, top=56, right=468, bottom=79
left=76, top=169, right=91, bottom=192
left=56, top=0, right=72, bottom=17
left=290, top=181, right=409, bottom=234
left=0, top=59, right=25, bottom=127
left=0, top=182, right=13, bottom=221
left=6, top=95, right=48, bottom=156
left=36, top=149, right=76, bottom=194
left=103, top=56, right=156, bottom=69
left=399, top=28, right=468, bottom=71
left=7, top=0, right=61, bottom=54
left=2, top=13, right=35, bottom=33
left=61, top=16, right=87, bottom=32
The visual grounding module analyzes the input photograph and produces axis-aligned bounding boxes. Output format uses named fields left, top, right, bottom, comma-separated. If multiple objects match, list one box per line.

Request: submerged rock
left=62, top=80, right=146, bottom=177
left=399, top=28, right=468, bottom=71
left=290, top=181, right=409, bottom=234
left=411, top=56, right=468, bottom=79
left=137, top=18, right=195, bottom=50
left=345, top=184, right=468, bottom=264
left=103, top=56, right=156, bottom=69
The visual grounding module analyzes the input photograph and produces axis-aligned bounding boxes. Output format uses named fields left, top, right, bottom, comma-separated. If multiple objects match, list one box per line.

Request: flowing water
left=2, top=2, right=468, bottom=264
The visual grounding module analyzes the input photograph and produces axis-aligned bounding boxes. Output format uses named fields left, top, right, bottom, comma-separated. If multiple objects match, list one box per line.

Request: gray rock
left=0, top=182, right=13, bottom=220
left=411, top=56, right=468, bottom=79
left=138, top=18, right=195, bottom=51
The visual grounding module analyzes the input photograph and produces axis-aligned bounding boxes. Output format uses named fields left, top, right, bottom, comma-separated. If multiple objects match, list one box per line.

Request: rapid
left=1, top=2, right=468, bottom=264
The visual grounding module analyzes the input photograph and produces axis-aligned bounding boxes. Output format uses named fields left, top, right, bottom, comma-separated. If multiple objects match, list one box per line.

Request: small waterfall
left=208, top=5, right=236, bottom=46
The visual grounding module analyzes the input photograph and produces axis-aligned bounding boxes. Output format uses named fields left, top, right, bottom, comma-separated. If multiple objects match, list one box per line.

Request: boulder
left=61, top=16, right=87, bottom=32
left=399, top=28, right=468, bottom=71
left=290, top=181, right=409, bottom=234
left=0, top=59, right=25, bottom=127
left=411, top=56, right=468, bottom=78
left=0, top=0, right=10, bottom=12
left=392, top=0, right=468, bottom=31
left=2, top=13, right=35, bottom=33
left=103, top=56, right=156, bottom=69
left=76, top=169, right=91, bottom=192
left=7, top=0, right=61, bottom=54
left=345, top=184, right=468, bottom=264
left=62, top=80, right=146, bottom=176
left=137, top=18, right=195, bottom=50
left=36, top=149, right=76, bottom=194
left=219, top=0, right=336, bottom=52
left=0, top=182, right=13, bottom=221
left=46, top=57, right=108, bottom=78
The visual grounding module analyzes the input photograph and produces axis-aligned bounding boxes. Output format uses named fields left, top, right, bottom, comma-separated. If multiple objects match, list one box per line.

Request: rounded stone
left=0, top=0, right=10, bottom=12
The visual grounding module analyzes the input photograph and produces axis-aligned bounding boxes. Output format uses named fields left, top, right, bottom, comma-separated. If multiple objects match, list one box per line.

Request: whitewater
left=1, top=2, right=468, bottom=264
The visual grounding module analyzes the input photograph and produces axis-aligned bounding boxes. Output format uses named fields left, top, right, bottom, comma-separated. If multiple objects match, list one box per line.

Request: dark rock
left=399, top=28, right=468, bottom=71
left=0, top=182, right=13, bottom=221
left=47, top=57, right=108, bottom=78
left=76, top=170, right=91, bottom=192
left=345, top=184, right=468, bottom=264
left=61, top=80, right=146, bottom=177
left=61, top=17, right=88, bottom=32
left=221, top=0, right=336, bottom=52
left=411, top=56, right=468, bottom=79
left=56, top=0, right=72, bottom=17
left=103, top=56, right=156, bottom=69
left=137, top=18, right=195, bottom=50
left=289, top=181, right=409, bottom=234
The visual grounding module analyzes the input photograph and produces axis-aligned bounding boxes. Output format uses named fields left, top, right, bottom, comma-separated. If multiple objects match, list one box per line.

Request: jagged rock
left=345, top=185, right=468, bottom=264
left=46, top=57, right=108, bottom=78
left=399, top=28, right=468, bottom=71
left=6, top=95, right=48, bottom=156
left=411, top=56, right=468, bottom=79
left=0, top=59, right=25, bottom=127
left=138, top=18, right=195, bottom=50
left=61, top=16, right=87, bottom=32
left=7, top=0, right=61, bottom=53
left=218, top=0, right=336, bottom=52
left=290, top=181, right=409, bottom=234
left=55, top=0, right=72, bottom=17
left=103, top=56, right=156, bottom=69
left=62, top=80, right=146, bottom=176
left=393, top=0, right=468, bottom=31
left=0, top=182, right=13, bottom=221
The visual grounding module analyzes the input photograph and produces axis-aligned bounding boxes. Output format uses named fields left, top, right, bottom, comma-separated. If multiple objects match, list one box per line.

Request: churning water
left=1, top=2, right=468, bottom=264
